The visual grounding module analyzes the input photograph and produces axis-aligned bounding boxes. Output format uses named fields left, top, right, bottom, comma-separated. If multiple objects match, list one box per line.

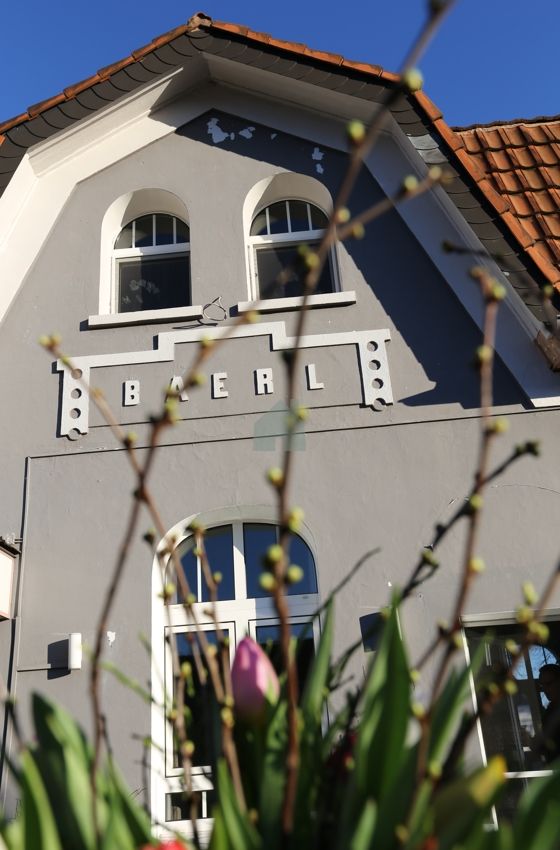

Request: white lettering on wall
left=255, top=368, right=274, bottom=395
left=306, top=363, right=325, bottom=390
left=123, top=380, right=140, bottom=406
left=212, top=372, right=229, bottom=399
left=169, top=376, right=189, bottom=402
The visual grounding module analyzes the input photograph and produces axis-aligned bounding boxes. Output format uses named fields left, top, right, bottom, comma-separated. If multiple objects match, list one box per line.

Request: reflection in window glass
left=174, top=526, right=235, bottom=603
left=256, top=621, right=315, bottom=689
left=256, top=244, right=333, bottom=299
left=465, top=621, right=560, bottom=820
left=173, top=629, right=227, bottom=768
left=244, top=523, right=317, bottom=598
left=117, top=256, right=190, bottom=312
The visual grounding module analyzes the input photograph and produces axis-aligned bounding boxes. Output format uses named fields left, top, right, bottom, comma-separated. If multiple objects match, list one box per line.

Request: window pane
left=255, top=622, right=315, bottom=689
left=466, top=623, right=560, bottom=774
left=267, top=202, right=289, bottom=235
left=155, top=214, right=174, bottom=246
left=165, top=789, right=216, bottom=822
left=288, top=200, right=310, bottom=232
left=201, top=526, right=235, bottom=602
left=289, top=535, right=318, bottom=594
left=117, top=255, right=190, bottom=312
left=175, top=219, right=190, bottom=244
left=256, top=244, right=333, bottom=299
left=173, top=526, right=235, bottom=603
left=114, top=222, right=133, bottom=249
left=134, top=214, right=154, bottom=248
left=244, top=524, right=317, bottom=598
left=244, top=524, right=277, bottom=598
left=250, top=210, right=268, bottom=237
left=309, top=205, right=328, bottom=229
left=173, top=629, right=227, bottom=768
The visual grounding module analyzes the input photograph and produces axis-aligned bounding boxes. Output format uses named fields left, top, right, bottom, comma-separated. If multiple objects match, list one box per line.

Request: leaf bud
left=522, top=581, right=538, bottom=606
left=351, top=222, right=365, bottom=240
left=200, top=335, right=214, bottom=350
left=402, top=174, right=419, bottom=193
left=221, top=707, right=235, bottom=728
left=160, top=583, right=176, bottom=601
left=186, top=593, right=197, bottom=606
left=504, top=679, right=517, bottom=695
left=489, top=283, right=507, bottom=302
left=259, top=573, right=277, bottom=592
left=213, top=571, right=223, bottom=585
left=428, top=165, right=443, bottom=181
left=336, top=207, right=351, bottom=224
left=428, top=760, right=442, bottom=780
left=395, top=825, right=410, bottom=845
left=123, top=431, right=138, bottom=448
left=410, top=669, right=421, bottom=684
left=245, top=310, right=260, bottom=323
left=265, top=544, right=283, bottom=566
left=191, top=372, right=206, bottom=386
left=474, top=345, right=493, bottom=366
left=304, top=251, right=320, bottom=270
left=266, top=467, right=284, bottom=487
left=287, top=506, right=305, bottom=532
left=187, top=519, right=205, bottom=534
left=402, top=68, right=423, bottom=92
left=516, top=605, right=533, bottom=624
left=347, top=120, right=366, bottom=144
left=143, top=528, right=156, bottom=546
left=467, top=493, right=484, bottom=513
left=412, top=702, right=426, bottom=719
left=286, top=564, right=304, bottom=584
left=468, top=557, right=485, bottom=574
left=181, top=740, right=195, bottom=757
left=421, top=548, right=439, bottom=568
left=505, top=639, right=519, bottom=655
left=528, top=621, right=549, bottom=644
left=181, top=662, right=192, bottom=679
left=490, top=417, right=509, bottom=435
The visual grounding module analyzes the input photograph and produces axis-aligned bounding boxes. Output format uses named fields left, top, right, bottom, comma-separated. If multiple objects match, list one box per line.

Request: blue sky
left=2, top=1, right=558, bottom=128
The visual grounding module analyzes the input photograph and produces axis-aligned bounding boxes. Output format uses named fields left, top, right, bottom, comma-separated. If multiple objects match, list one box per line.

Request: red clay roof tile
left=455, top=116, right=560, bottom=285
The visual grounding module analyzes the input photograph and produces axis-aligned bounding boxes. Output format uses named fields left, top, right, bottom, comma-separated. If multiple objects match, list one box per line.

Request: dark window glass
left=255, top=244, right=333, bottom=299
left=173, top=629, right=227, bottom=768
left=134, top=214, right=153, bottom=247
left=173, top=526, right=235, bottom=603
left=267, top=202, right=289, bottom=235
left=255, top=621, right=315, bottom=689
left=114, top=222, right=133, bottom=249
left=466, top=624, right=560, bottom=775
left=117, top=255, right=190, bottom=312
left=288, top=200, right=310, bottom=232
left=250, top=210, right=268, bottom=237
left=310, top=205, right=328, bottom=229
left=175, top=219, right=190, bottom=244
left=155, top=214, right=175, bottom=245
left=244, top=523, right=317, bottom=598
left=165, top=789, right=216, bottom=822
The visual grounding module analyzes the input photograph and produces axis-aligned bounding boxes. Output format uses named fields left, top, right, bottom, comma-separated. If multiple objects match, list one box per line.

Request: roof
left=455, top=117, right=560, bottom=274
left=1, top=11, right=559, bottom=310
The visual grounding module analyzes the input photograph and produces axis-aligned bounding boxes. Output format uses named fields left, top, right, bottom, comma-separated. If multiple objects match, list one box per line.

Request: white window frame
left=151, top=512, right=320, bottom=841
left=245, top=199, right=344, bottom=307
left=462, top=610, right=560, bottom=828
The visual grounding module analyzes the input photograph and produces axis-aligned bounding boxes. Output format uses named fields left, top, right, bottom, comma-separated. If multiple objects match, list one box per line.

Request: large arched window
left=151, top=514, right=319, bottom=839
left=113, top=213, right=191, bottom=313
left=248, top=199, right=338, bottom=300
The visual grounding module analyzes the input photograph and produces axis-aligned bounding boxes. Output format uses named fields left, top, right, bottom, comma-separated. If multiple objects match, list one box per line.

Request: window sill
left=237, top=291, right=356, bottom=314
left=88, top=306, right=204, bottom=328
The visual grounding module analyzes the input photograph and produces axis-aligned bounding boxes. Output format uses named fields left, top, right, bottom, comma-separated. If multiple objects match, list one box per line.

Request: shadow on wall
left=177, top=109, right=527, bottom=412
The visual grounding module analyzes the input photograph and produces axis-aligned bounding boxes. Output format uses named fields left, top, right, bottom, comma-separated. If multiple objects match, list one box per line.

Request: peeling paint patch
left=106, top=631, right=116, bottom=646
left=207, top=117, right=230, bottom=144
left=312, top=146, right=324, bottom=161
left=315, top=163, right=324, bottom=175
left=239, top=126, right=256, bottom=140
left=270, top=132, right=277, bottom=139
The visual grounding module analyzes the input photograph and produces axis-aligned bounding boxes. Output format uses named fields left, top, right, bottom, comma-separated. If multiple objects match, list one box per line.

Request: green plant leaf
left=100, top=661, right=154, bottom=704
left=257, top=698, right=287, bottom=850
left=19, top=750, right=63, bottom=850
left=512, top=768, right=560, bottom=850
left=215, top=759, right=260, bottom=850
left=107, top=761, right=152, bottom=845
left=433, top=755, right=506, bottom=850
left=300, top=599, right=333, bottom=721
left=350, top=799, right=377, bottom=850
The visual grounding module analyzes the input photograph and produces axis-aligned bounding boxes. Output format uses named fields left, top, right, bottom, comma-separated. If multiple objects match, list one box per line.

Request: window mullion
left=232, top=523, right=247, bottom=601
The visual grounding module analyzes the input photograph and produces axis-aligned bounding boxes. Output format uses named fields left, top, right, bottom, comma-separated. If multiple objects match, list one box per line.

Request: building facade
left=1, top=13, right=560, bottom=834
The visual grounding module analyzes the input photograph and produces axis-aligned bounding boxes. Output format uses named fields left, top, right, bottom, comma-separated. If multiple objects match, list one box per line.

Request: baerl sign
left=55, top=322, right=393, bottom=437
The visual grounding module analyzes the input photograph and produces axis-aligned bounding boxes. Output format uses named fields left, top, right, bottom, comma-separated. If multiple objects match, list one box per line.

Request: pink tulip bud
left=231, top=637, right=280, bottom=722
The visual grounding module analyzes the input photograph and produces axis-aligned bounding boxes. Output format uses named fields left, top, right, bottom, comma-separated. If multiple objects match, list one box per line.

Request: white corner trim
left=237, top=291, right=356, bottom=313
left=365, top=131, right=560, bottom=408
left=88, top=306, right=204, bottom=328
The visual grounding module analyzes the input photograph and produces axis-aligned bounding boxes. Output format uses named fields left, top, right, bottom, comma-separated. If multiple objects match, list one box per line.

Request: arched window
left=151, top=515, right=319, bottom=838
left=248, top=199, right=338, bottom=300
left=113, top=213, right=191, bottom=313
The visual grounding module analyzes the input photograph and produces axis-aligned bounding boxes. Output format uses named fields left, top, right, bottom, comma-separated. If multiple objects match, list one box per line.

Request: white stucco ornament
left=55, top=321, right=393, bottom=436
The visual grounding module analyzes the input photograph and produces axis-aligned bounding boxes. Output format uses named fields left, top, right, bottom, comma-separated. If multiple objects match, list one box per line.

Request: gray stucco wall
left=0, top=84, right=558, bottom=814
